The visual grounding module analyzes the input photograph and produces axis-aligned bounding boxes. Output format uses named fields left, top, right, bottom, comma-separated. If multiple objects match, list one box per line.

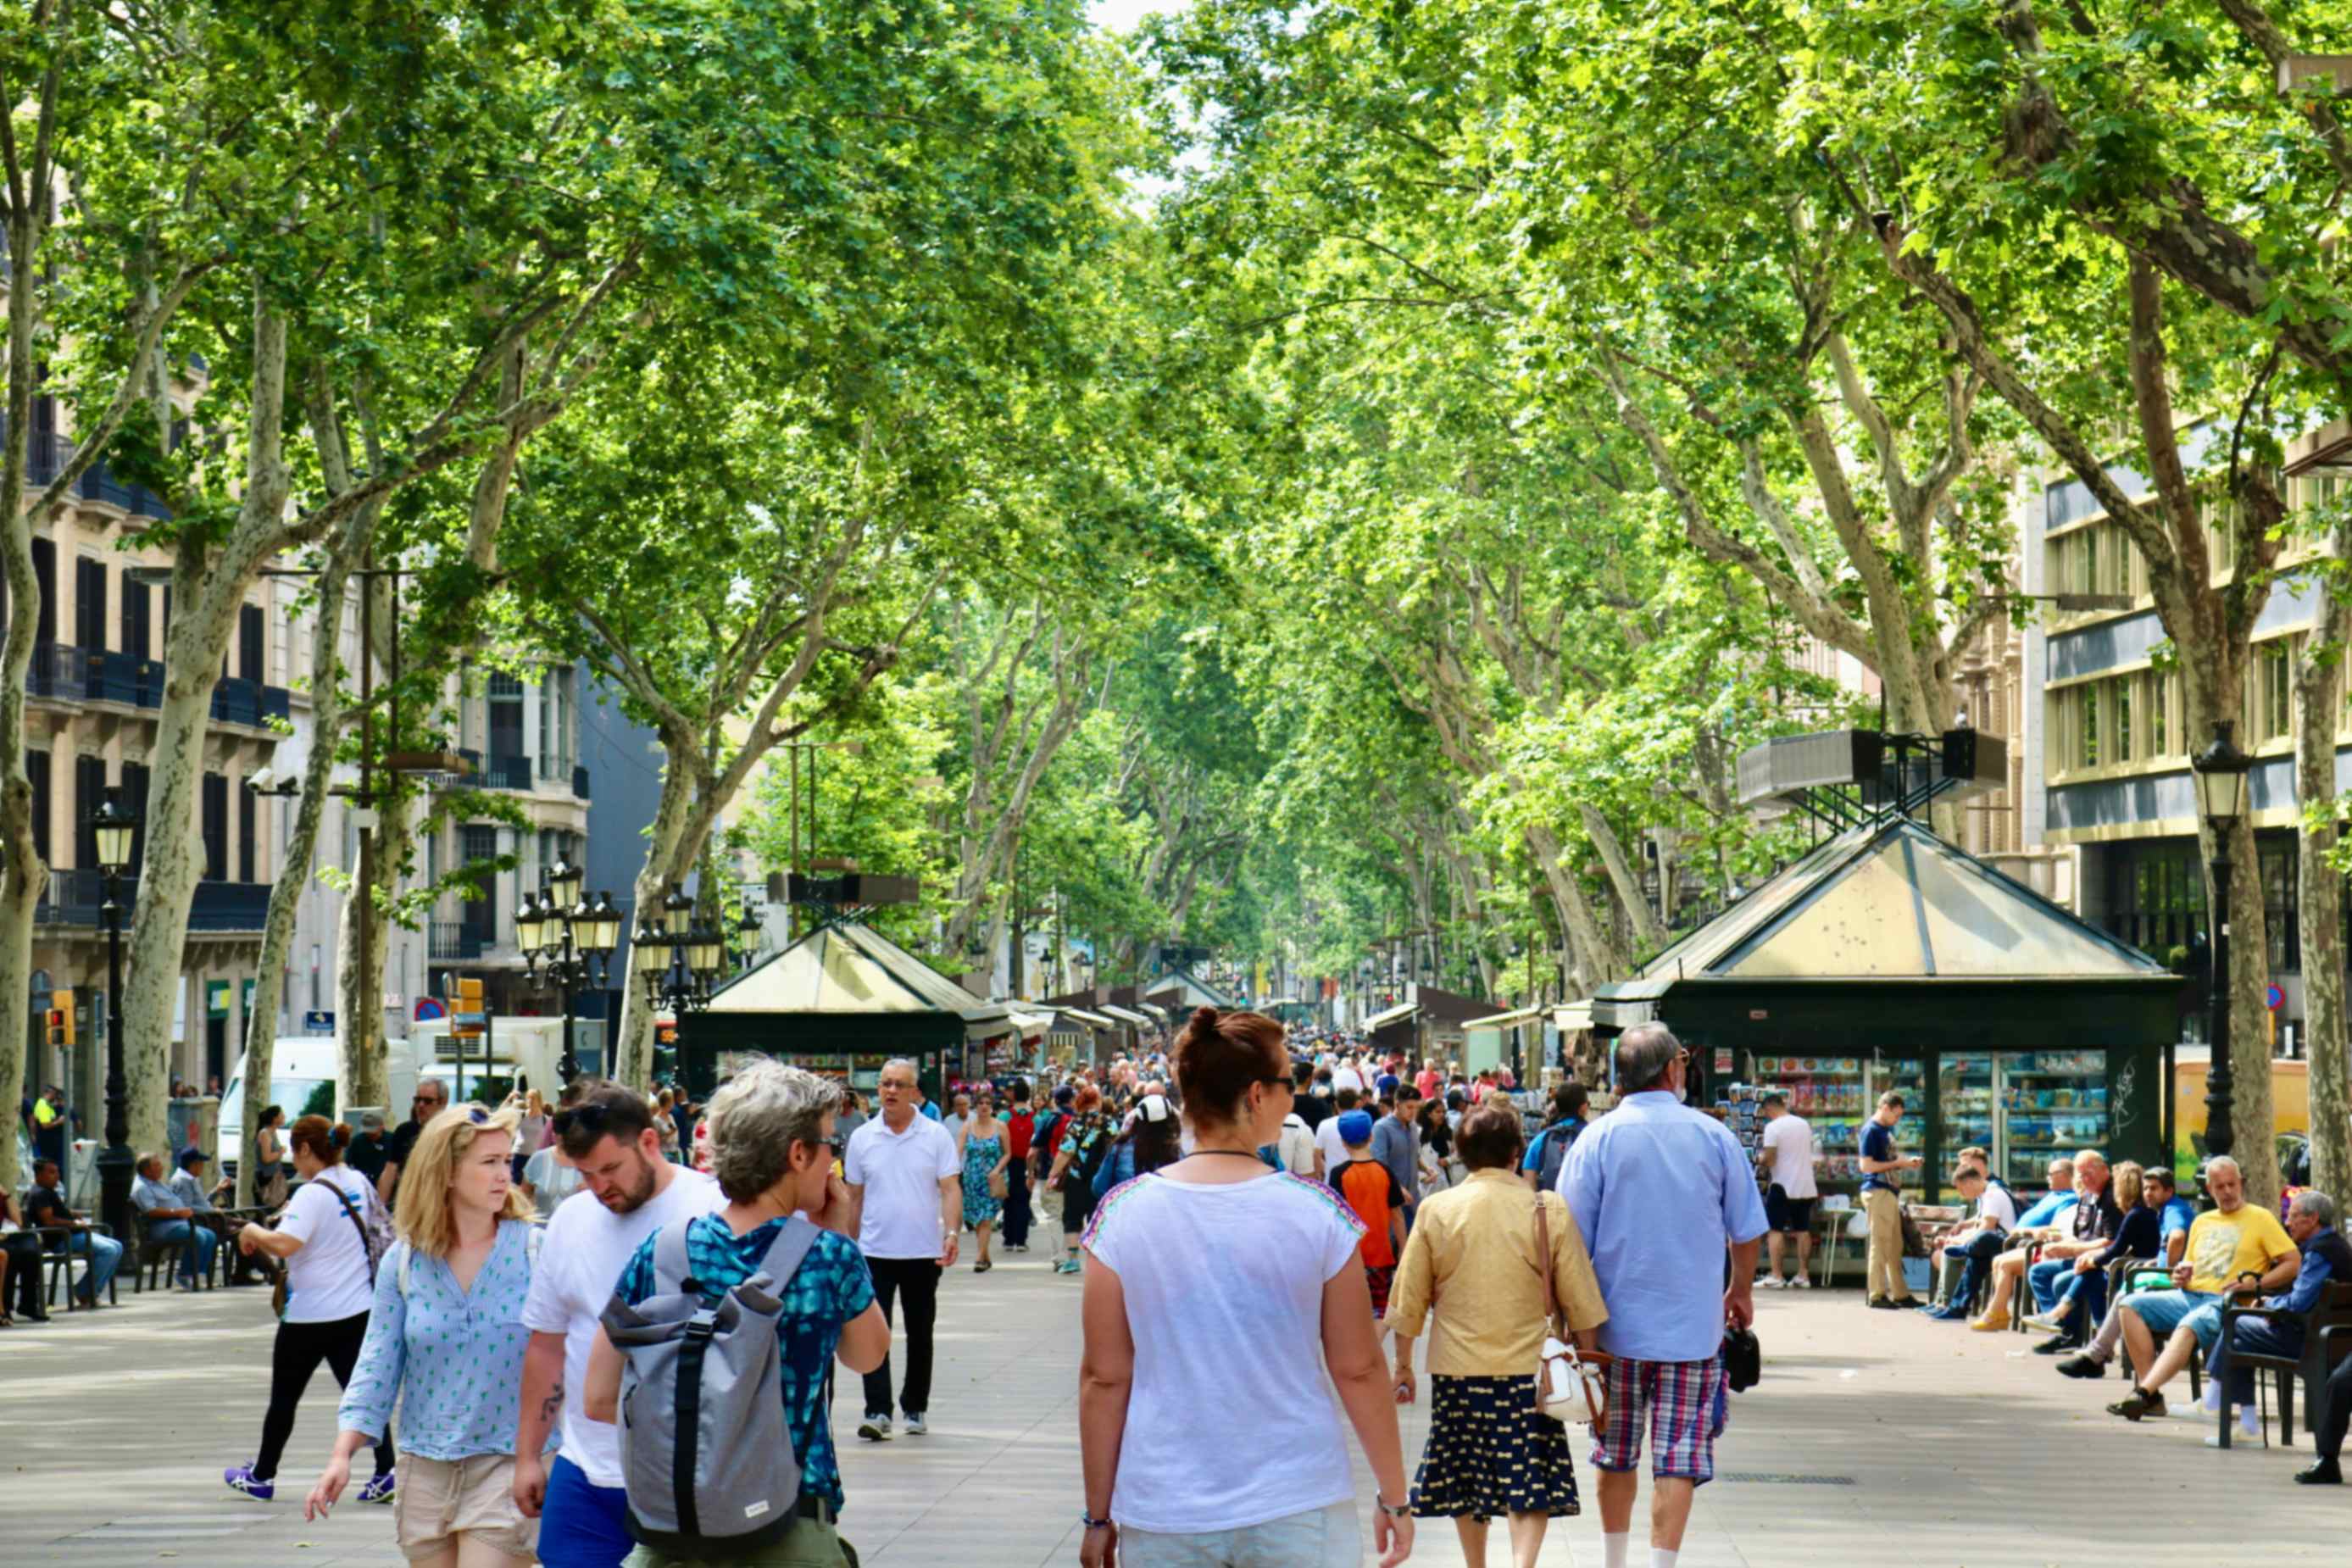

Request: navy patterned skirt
left=1410, top=1374, right=1581, bottom=1520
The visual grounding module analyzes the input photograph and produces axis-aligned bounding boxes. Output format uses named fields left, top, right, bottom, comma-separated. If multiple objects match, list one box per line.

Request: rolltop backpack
left=598, top=1217, right=823, bottom=1560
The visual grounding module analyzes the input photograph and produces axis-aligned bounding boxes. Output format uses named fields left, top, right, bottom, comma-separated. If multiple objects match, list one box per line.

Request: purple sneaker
left=356, top=1471, right=397, bottom=1504
left=224, top=1465, right=274, bottom=1502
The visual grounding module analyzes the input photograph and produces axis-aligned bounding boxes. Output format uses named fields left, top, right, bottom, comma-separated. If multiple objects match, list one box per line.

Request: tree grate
left=1715, top=1472, right=1857, bottom=1486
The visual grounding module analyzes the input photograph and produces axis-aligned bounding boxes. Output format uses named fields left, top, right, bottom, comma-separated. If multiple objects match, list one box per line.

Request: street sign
left=451, top=977, right=486, bottom=1039
left=2266, top=983, right=2285, bottom=1012
left=303, top=1009, right=336, bottom=1034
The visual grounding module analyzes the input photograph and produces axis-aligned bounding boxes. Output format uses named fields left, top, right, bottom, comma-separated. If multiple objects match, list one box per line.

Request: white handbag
left=1532, top=1197, right=1610, bottom=1426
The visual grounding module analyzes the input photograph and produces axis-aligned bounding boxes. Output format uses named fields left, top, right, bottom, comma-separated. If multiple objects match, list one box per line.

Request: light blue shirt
left=2158, top=1195, right=2196, bottom=1241
left=2014, top=1190, right=2081, bottom=1230
left=1559, top=1091, right=1769, bottom=1364
left=339, top=1220, right=547, bottom=1460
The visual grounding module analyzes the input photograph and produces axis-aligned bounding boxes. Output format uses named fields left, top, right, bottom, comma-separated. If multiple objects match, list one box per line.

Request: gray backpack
left=598, top=1217, right=822, bottom=1560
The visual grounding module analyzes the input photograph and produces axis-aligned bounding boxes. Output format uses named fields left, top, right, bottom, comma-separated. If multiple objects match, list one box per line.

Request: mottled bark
left=2295, top=517, right=2352, bottom=1204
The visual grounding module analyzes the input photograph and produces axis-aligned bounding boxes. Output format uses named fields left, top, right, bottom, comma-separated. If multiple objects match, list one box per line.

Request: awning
left=1133, top=1001, right=1170, bottom=1026
left=1262, top=994, right=1301, bottom=1008
left=1463, top=1006, right=1543, bottom=1030
left=1100, top=1004, right=1153, bottom=1028
left=700, top=920, right=1011, bottom=1043
left=1054, top=1008, right=1117, bottom=1031
left=1551, top=1002, right=1593, bottom=1034
left=1364, top=1001, right=1419, bottom=1031
left=1007, top=1009, right=1054, bottom=1041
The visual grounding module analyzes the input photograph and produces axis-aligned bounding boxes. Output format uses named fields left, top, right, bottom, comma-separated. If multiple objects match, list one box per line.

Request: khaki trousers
left=1863, top=1187, right=1906, bottom=1301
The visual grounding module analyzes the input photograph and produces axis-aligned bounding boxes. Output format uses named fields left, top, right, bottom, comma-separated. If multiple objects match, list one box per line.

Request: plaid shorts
left=1590, top=1356, right=1725, bottom=1484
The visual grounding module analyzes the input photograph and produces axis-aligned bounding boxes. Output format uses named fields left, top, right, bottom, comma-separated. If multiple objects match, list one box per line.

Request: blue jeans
left=64, top=1232, right=122, bottom=1301
left=147, top=1219, right=219, bottom=1284
left=2028, top=1257, right=2075, bottom=1315
left=2121, top=1287, right=2223, bottom=1347
left=539, top=1455, right=632, bottom=1568
left=2206, top=1315, right=2303, bottom=1404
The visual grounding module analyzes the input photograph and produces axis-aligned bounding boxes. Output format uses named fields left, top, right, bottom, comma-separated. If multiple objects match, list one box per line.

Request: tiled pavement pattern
left=3, top=1254, right=2344, bottom=1565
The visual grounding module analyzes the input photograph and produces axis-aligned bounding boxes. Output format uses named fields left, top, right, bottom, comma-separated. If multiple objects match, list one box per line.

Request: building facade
left=2024, top=425, right=2352, bottom=1050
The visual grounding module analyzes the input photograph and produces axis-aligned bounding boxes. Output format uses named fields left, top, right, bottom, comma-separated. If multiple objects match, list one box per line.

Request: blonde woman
left=514, top=1090, right=548, bottom=1178
left=2026, top=1159, right=2155, bottom=1347
left=303, top=1104, right=545, bottom=1565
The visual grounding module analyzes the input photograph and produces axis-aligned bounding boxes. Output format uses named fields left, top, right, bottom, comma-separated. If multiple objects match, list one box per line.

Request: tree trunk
left=1579, top=803, right=1664, bottom=952
left=614, top=753, right=698, bottom=1089
left=2296, top=525, right=2352, bottom=1203
left=237, top=556, right=354, bottom=1203
left=336, top=788, right=412, bottom=1113
left=121, top=289, right=293, bottom=1156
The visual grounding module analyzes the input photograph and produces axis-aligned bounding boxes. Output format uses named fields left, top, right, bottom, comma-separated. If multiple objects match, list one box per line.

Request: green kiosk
left=1591, top=731, right=2181, bottom=1209
left=676, top=917, right=1013, bottom=1106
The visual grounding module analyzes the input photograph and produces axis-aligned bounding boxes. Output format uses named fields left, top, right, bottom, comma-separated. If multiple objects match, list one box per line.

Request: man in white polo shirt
left=845, top=1057, right=962, bottom=1441
left=514, top=1081, right=721, bottom=1567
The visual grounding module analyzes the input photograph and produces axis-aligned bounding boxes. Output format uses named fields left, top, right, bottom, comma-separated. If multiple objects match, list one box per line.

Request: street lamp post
left=2191, top=720, right=2254, bottom=1161
left=88, top=787, right=141, bottom=1249
left=515, top=857, right=620, bottom=1086
left=633, top=883, right=732, bottom=1076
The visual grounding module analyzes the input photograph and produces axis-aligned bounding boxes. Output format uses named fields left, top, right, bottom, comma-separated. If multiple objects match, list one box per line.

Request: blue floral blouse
left=614, top=1214, right=876, bottom=1512
left=339, top=1220, right=546, bottom=1459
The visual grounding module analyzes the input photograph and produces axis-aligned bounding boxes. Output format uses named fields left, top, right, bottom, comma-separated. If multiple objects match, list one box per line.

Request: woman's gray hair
left=706, top=1059, right=837, bottom=1203
left=2292, top=1190, right=2338, bottom=1229
left=1614, top=1023, right=1682, bottom=1094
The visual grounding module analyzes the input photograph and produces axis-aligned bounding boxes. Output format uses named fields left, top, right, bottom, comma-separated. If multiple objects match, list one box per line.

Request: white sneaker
left=1790, top=1275, right=1812, bottom=1290
left=902, top=1412, right=928, bottom=1437
left=857, top=1415, right=892, bottom=1442
left=1760, top=1276, right=1786, bottom=1290
left=2021, top=1311, right=2067, bottom=1334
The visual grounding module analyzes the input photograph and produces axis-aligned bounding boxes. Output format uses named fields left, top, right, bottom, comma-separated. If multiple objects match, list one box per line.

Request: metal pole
left=2204, top=837, right=2235, bottom=1161
left=357, top=551, right=375, bottom=1087
left=787, top=746, right=800, bottom=942
left=97, top=877, right=133, bottom=1250
left=559, top=922, right=580, bottom=1087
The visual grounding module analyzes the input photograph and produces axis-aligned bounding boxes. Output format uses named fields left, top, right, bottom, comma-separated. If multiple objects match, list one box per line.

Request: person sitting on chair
left=2197, top=1191, right=2348, bottom=1444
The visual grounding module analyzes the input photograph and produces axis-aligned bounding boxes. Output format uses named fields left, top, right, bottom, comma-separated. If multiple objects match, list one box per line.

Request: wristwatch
left=1376, top=1495, right=1410, bottom=1519
left=1081, top=1513, right=1112, bottom=1531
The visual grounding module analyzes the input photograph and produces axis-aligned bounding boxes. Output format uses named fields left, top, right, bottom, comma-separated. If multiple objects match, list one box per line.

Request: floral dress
left=961, top=1128, right=1004, bottom=1226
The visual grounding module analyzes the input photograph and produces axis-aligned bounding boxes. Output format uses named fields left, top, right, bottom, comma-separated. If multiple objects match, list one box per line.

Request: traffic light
left=47, top=988, right=75, bottom=1048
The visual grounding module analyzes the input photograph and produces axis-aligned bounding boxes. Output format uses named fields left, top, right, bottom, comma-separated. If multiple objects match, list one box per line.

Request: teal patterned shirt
left=615, top=1214, right=876, bottom=1512
left=339, top=1220, right=545, bottom=1458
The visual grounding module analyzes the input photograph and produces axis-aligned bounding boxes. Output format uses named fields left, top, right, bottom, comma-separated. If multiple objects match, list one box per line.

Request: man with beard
left=512, top=1081, right=720, bottom=1566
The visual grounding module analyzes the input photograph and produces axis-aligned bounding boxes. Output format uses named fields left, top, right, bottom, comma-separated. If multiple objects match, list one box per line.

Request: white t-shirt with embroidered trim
left=1081, top=1171, right=1365, bottom=1535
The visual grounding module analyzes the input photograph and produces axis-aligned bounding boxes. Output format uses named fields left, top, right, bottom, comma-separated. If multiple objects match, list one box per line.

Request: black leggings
left=254, top=1310, right=394, bottom=1482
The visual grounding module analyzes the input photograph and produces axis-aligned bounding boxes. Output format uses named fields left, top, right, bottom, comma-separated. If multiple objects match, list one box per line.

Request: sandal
left=974, top=1259, right=992, bottom=1273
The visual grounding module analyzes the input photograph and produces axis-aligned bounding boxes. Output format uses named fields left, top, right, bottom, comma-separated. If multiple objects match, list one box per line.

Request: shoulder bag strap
left=744, top=1215, right=824, bottom=1295
left=331, top=1177, right=379, bottom=1284
left=653, top=1215, right=696, bottom=1295
left=1533, top=1193, right=1563, bottom=1337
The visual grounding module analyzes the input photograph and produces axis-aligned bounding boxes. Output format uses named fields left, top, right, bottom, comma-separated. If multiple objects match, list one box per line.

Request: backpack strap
left=331, top=1177, right=379, bottom=1285
left=743, top=1215, right=823, bottom=1296
left=653, top=1216, right=697, bottom=1297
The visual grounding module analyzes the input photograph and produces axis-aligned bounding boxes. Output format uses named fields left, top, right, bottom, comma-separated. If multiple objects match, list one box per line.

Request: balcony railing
left=259, top=685, right=292, bottom=724
left=211, top=676, right=259, bottom=726
left=483, top=753, right=535, bottom=791
left=36, top=871, right=266, bottom=931
left=27, top=641, right=86, bottom=699
left=429, top=922, right=485, bottom=961
left=572, top=764, right=591, bottom=800
left=86, top=650, right=167, bottom=709
left=458, top=748, right=482, bottom=780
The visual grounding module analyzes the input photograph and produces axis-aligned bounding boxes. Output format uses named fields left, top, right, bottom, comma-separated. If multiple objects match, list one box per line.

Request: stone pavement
left=3, top=1254, right=2346, bottom=1566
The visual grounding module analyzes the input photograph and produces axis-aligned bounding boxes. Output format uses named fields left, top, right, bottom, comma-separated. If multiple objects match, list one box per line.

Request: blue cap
left=176, top=1147, right=209, bottom=1169
left=1337, top=1109, right=1375, bottom=1146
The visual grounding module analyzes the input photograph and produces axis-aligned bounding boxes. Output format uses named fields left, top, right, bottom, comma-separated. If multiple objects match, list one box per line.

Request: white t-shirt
left=844, top=1115, right=961, bottom=1260
left=1313, top=1115, right=1353, bottom=1175
left=1760, top=1113, right=1818, bottom=1199
left=278, top=1165, right=378, bottom=1323
left=520, top=1168, right=722, bottom=1487
left=1276, top=1113, right=1316, bottom=1176
left=1977, top=1182, right=2020, bottom=1232
left=1083, top=1171, right=1365, bottom=1534
left=1332, top=1065, right=1366, bottom=1095
left=521, top=1146, right=583, bottom=1220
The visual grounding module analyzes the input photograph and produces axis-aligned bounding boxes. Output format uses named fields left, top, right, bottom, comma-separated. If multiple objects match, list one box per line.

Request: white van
left=219, top=1022, right=567, bottom=1179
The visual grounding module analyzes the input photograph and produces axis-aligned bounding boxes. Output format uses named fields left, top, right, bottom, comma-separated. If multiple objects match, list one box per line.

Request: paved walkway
left=2, top=1256, right=2344, bottom=1565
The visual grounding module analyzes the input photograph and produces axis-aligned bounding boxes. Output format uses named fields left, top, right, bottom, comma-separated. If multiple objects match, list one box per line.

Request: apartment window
left=121, top=577, right=151, bottom=661
left=461, top=823, right=500, bottom=941
left=75, top=559, right=107, bottom=651
left=123, top=763, right=150, bottom=872
left=2111, top=677, right=2136, bottom=764
left=2105, top=842, right=2207, bottom=957
left=31, top=537, right=55, bottom=644
left=237, top=780, right=256, bottom=881
left=2254, top=640, right=2294, bottom=742
left=2262, top=839, right=2301, bottom=975
left=27, top=751, right=48, bottom=865
left=488, top=672, right=525, bottom=764
left=2145, top=671, right=2168, bottom=757
left=201, top=773, right=228, bottom=881
left=2077, top=685, right=2100, bottom=769
left=74, top=756, right=104, bottom=870
left=239, top=603, right=264, bottom=682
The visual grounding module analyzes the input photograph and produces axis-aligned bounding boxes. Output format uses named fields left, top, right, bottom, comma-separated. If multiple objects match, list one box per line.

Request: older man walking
left=1560, top=1025, right=1767, bottom=1568
left=845, top=1057, right=963, bottom=1442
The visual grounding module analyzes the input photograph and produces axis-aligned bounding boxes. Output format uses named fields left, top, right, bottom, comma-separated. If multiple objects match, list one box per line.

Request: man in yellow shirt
left=2105, top=1156, right=2299, bottom=1421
